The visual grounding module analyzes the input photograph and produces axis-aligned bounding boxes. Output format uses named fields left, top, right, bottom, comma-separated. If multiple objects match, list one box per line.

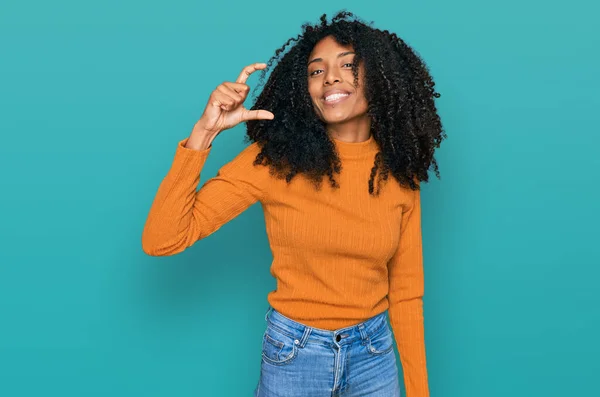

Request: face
left=307, top=35, right=369, bottom=125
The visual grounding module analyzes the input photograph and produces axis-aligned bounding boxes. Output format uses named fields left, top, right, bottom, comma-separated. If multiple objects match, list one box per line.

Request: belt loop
left=264, top=305, right=272, bottom=322
left=357, top=322, right=369, bottom=342
left=298, top=326, right=311, bottom=348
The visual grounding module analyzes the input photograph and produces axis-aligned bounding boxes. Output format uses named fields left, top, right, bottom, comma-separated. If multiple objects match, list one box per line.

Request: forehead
left=309, top=36, right=354, bottom=58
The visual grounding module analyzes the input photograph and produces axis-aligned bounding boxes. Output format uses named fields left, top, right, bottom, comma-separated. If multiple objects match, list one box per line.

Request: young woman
left=142, top=10, right=445, bottom=397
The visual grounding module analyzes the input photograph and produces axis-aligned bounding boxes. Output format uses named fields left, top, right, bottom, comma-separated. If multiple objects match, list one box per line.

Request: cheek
left=354, top=88, right=368, bottom=106
left=307, top=90, right=324, bottom=118
left=310, top=95, right=321, bottom=111
left=310, top=95, right=323, bottom=113
left=307, top=85, right=320, bottom=104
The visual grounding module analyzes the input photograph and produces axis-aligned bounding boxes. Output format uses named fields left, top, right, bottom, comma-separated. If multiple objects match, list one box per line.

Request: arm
left=387, top=185, right=430, bottom=397
left=141, top=137, right=264, bottom=256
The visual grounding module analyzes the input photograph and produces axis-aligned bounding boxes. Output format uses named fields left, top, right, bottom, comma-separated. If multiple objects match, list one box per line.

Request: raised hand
left=197, top=62, right=275, bottom=135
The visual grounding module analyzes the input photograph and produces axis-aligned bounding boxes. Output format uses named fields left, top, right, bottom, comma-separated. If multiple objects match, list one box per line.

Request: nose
left=324, top=68, right=342, bottom=85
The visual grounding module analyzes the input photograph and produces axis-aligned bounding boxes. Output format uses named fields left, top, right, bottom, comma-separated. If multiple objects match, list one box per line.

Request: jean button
left=335, top=334, right=341, bottom=342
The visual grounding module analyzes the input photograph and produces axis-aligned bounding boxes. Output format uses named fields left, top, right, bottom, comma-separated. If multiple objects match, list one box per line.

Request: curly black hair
left=244, top=10, right=446, bottom=196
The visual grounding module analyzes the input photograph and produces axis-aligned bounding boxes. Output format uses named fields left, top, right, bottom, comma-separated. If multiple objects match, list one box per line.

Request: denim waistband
left=263, top=305, right=390, bottom=348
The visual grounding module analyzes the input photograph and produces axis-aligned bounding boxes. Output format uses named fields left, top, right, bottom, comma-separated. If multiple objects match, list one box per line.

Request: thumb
left=241, top=109, right=275, bottom=122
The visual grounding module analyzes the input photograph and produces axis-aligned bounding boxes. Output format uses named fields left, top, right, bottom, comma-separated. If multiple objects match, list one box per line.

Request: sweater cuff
left=168, top=138, right=212, bottom=178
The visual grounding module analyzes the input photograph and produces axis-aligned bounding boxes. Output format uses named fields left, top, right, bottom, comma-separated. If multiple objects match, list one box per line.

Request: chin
left=320, top=107, right=350, bottom=117
left=325, top=111, right=357, bottom=122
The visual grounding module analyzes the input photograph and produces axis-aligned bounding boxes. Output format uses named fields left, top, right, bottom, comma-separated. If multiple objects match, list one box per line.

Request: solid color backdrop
left=0, top=1, right=598, bottom=396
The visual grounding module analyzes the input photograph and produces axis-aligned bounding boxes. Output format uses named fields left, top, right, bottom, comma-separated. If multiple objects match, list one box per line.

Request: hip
left=254, top=305, right=401, bottom=397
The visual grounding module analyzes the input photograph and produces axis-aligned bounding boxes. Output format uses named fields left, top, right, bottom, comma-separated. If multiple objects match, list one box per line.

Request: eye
left=309, top=63, right=354, bottom=76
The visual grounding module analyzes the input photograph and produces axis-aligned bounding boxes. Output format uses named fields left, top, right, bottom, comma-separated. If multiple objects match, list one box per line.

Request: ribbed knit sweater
left=142, top=134, right=430, bottom=397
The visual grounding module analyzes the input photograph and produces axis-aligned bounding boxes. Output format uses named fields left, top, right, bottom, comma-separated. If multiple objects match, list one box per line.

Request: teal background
left=1, top=1, right=598, bottom=396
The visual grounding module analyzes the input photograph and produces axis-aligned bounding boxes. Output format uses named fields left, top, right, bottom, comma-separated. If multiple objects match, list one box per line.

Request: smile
left=323, top=93, right=350, bottom=105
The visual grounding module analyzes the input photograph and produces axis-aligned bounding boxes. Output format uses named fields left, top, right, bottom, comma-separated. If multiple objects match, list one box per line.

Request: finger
left=212, top=92, right=237, bottom=110
left=217, top=84, right=243, bottom=104
left=240, top=109, right=275, bottom=122
left=223, top=81, right=250, bottom=97
left=236, top=62, right=267, bottom=84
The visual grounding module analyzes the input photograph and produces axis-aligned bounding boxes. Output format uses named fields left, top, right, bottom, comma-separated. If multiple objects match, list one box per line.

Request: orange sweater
left=142, top=134, right=430, bottom=397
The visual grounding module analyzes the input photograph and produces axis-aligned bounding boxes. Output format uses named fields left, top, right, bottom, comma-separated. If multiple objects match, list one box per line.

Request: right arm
left=141, top=131, right=262, bottom=256
left=141, top=62, right=274, bottom=256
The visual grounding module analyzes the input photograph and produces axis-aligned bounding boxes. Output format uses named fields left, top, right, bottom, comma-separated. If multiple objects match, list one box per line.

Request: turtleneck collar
left=331, top=134, right=379, bottom=159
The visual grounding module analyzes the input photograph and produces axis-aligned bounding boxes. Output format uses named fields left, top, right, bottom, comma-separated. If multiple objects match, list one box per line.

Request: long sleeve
left=387, top=186, right=430, bottom=397
left=141, top=138, right=265, bottom=256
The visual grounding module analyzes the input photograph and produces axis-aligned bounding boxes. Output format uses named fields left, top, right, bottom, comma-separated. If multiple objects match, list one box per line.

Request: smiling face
left=307, top=35, right=369, bottom=127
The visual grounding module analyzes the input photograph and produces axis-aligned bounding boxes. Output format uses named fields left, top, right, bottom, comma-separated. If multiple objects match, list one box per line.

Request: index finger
left=236, top=62, right=267, bottom=84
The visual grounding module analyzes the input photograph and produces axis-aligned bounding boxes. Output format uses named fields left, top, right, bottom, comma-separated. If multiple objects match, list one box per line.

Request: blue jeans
left=254, top=305, right=401, bottom=397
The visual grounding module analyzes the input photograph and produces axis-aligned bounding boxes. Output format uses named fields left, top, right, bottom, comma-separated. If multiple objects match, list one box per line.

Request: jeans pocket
left=366, top=323, right=394, bottom=356
left=261, top=323, right=299, bottom=366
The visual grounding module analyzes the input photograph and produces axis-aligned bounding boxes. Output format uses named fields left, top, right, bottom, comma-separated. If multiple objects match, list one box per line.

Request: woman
left=142, top=10, right=445, bottom=397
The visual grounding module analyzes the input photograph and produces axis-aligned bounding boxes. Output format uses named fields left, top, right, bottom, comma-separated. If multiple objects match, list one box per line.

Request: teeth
left=325, top=93, right=349, bottom=102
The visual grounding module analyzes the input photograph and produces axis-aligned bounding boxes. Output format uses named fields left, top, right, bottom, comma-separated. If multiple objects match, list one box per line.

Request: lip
left=322, top=89, right=351, bottom=105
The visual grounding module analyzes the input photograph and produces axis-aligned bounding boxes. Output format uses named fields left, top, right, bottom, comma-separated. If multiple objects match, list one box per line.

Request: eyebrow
left=307, top=51, right=355, bottom=66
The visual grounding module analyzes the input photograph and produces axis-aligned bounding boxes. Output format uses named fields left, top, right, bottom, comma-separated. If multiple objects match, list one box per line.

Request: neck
left=326, top=114, right=371, bottom=142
